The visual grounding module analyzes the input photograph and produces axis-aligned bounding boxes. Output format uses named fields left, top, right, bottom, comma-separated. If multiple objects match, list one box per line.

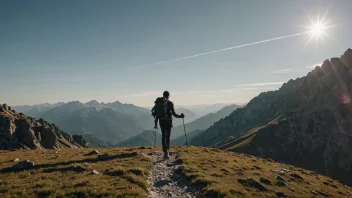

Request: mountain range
left=2, top=48, right=352, bottom=186
left=171, top=104, right=241, bottom=139
left=110, top=104, right=241, bottom=146
left=189, top=48, right=352, bottom=184
left=0, top=104, right=89, bottom=149
left=115, top=130, right=162, bottom=147
left=36, top=102, right=146, bottom=144
left=12, top=102, right=65, bottom=117
left=12, top=100, right=202, bottom=145
left=179, top=103, right=234, bottom=117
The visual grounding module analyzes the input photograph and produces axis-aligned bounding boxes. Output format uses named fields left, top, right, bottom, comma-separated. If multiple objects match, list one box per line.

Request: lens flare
left=310, top=22, right=326, bottom=37
left=309, top=20, right=328, bottom=41
left=304, top=15, right=333, bottom=46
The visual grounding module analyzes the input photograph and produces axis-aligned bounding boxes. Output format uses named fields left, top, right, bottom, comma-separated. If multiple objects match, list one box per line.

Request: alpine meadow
left=1, top=1, right=352, bottom=198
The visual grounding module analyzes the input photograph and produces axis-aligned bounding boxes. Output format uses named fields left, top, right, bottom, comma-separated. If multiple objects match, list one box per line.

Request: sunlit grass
left=1, top=147, right=351, bottom=197
left=0, top=148, right=153, bottom=198
left=175, top=146, right=352, bottom=197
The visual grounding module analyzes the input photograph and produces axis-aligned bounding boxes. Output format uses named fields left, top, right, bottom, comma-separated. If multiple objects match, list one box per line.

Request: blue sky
left=1, top=0, right=352, bottom=106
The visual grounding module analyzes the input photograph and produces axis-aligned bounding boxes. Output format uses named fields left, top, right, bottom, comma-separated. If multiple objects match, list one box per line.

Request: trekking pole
left=182, top=118, right=189, bottom=147
left=154, top=128, right=157, bottom=149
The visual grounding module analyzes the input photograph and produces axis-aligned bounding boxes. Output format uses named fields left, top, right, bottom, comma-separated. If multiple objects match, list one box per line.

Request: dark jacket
left=164, top=100, right=183, bottom=120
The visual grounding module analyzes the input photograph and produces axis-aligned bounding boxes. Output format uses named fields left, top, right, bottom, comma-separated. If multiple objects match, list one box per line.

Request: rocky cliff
left=221, top=110, right=352, bottom=184
left=191, top=49, right=352, bottom=184
left=0, top=104, right=89, bottom=150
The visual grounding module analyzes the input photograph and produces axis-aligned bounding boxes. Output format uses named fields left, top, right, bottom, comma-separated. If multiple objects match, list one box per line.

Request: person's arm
left=154, top=117, right=158, bottom=129
left=169, top=102, right=184, bottom=118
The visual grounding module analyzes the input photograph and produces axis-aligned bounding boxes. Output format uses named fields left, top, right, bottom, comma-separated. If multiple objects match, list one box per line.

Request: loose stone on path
left=146, top=152, right=198, bottom=198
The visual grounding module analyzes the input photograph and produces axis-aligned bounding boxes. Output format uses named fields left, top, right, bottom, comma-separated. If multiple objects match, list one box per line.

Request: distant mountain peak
left=109, top=101, right=122, bottom=105
left=67, top=101, right=82, bottom=104
left=85, top=100, right=100, bottom=104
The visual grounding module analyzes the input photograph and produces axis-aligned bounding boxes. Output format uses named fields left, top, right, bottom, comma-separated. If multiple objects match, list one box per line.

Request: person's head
left=163, top=91, right=170, bottom=99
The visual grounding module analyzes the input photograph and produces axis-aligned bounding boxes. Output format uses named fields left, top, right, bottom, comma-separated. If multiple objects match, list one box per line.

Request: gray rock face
left=72, top=135, right=90, bottom=147
left=0, top=104, right=90, bottom=150
left=192, top=49, right=352, bottom=185
left=194, top=49, right=352, bottom=147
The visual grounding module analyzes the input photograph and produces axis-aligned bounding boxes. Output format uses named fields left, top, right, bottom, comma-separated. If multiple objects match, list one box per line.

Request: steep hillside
left=116, top=130, right=162, bottom=147
left=0, top=147, right=350, bottom=197
left=39, top=104, right=145, bottom=144
left=172, top=129, right=204, bottom=146
left=0, top=104, right=89, bottom=150
left=178, top=147, right=351, bottom=197
left=105, top=101, right=155, bottom=128
left=180, top=103, right=232, bottom=117
left=171, top=104, right=240, bottom=139
left=219, top=110, right=352, bottom=184
left=175, top=108, right=197, bottom=122
left=191, top=49, right=352, bottom=184
left=82, top=134, right=113, bottom=148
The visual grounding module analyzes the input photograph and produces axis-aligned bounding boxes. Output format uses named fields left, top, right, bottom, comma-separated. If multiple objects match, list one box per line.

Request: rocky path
left=146, top=152, right=198, bottom=198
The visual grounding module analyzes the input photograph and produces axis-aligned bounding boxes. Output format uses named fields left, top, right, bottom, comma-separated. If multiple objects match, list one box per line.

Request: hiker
left=152, top=91, right=184, bottom=159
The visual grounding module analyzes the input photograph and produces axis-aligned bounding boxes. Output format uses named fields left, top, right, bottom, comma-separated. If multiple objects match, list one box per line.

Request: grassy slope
left=176, top=147, right=352, bottom=198
left=0, top=147, right=351, bottom=198
left=0, top=148, right=152, bottom=198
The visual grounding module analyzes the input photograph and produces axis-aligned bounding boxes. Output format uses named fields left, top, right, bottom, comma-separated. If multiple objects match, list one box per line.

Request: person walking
left=151, top=91, right=184, bottom=159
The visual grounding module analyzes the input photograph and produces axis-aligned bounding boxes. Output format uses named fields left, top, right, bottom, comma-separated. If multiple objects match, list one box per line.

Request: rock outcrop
left=0, top=104, right=90, bottom=150
left=191, top=49, right=352, bottom=184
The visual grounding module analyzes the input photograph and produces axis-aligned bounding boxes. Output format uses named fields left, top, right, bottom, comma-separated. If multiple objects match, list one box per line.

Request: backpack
left=152, top=97, right=168, bottom=119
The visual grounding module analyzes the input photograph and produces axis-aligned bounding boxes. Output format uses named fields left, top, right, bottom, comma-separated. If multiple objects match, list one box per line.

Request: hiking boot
left=163, top=152, right=169, bottom=159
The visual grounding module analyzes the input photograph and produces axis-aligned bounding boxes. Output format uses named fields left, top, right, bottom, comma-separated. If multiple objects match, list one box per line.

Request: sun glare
left=310, top=22, right=326, bottom=37
left=304, top=17, right=331, bottom=46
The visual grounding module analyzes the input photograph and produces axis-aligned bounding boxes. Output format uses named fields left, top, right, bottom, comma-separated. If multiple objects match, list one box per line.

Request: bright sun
left=310, top=22, right=326, bottom=37
left=303, top=17, right=331, bottom=47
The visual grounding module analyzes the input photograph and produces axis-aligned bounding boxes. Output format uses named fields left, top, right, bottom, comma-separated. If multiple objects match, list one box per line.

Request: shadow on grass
left=0, top=152, right=138, bottom=173
left=0, top=160, right=14, bottom=164
left=43, top=165, right=87, bottom=173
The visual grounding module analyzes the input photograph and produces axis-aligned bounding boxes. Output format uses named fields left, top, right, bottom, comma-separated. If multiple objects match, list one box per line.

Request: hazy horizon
left=1, top=0, right=352, bottom=106
left=9, top=99, right=241, bottom=109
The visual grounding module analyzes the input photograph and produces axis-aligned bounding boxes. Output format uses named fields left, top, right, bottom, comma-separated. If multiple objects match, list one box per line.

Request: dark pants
left=159, top=120, right=172, bottom=153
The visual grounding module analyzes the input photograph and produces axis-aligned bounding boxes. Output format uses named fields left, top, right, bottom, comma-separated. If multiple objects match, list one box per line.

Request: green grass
left=175, top=146, right=352, bottom=198
left=0, top=148, right=153, bottom=198
left=1, top=147, right=351, bottom=197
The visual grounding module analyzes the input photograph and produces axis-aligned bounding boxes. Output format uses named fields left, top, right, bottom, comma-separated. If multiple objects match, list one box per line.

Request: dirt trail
left=146, top=152, right=198, bottom=198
